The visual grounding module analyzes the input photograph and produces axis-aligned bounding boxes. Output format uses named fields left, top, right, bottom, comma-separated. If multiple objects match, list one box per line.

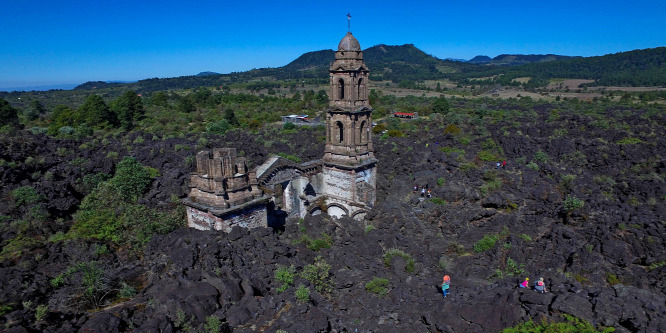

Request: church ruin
left=183, top=31, right=377, bottom=231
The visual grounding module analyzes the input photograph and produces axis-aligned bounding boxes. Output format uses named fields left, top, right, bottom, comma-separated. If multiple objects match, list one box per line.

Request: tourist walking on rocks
left=442, top=275, right=451, bottom=298
left=421, top=188, right=426, bottom=197
left=414, top=185, right=418, bottom=192
left=519, top=277, right=529, bottom=288
left=496, top=161, right=501, bottom=170
left=502, top=160, right=507, bottom=169
left=535, top=277, right=547, bottom=293
left=427, top=189, right=431, bottom=198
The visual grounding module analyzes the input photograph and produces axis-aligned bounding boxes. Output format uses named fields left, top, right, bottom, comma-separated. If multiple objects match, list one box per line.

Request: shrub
left=606, top=273, right=621, bottom=285
left=439, top=146, right=465, bottom=155
left=438, top=255, right=450, bottom=271
left=300, top=256, right=332, bottom=293
left=70, top=178, right=183, bottom=250
left=294, top=234, right=332, bottom=251
left=207, top=119, right=231, bottom=135
left=533, top=150, right=548, bottom=163
left=35, top=304, right=48, bottom=323
left=277, top=152, right=301, bottom=163
left=617, top=137, right=643, bottom=145
left=563, top=195, right=584, bottom=212
left=11, top=186, right=43, bottom=207
left=387, top=129, right=404, bottom=137
left=437, top=177, right=445, bottom=186
left=295, top=284, right=309, bottom=303
left=478, top=150, right=498, bottom=161
left=501, top=314, right=615, bottom=333
left=430, top=198, right=447, bottom=205
left=110, top=156, right=152, bottom=202
left=526, top=162, right=539, bottom=171
left=282, top=122, right=296, bottom=131
left=275, top=265, right=295, bottom=293
left=383, top=248, right=415, bottom=273
left=117, top=281, right=136, bottom=299
left=560, top=174, right=577, bottom=192
left=443, top=124, right=461, bottom=135
left=50, top=274, right=65, bottom=287
left=519, top=234, right=532, bottom=242
left=204, top=316, right=221, bottom=333
left=365, top=277, right=389, bottom=296
left=648, top=261, right=665, bottom=271
left=473, top=234, right=498, bottom=253
left=58, top=126, right=75, bottom=136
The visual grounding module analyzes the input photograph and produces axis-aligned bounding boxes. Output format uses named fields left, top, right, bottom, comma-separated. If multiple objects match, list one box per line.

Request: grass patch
left=473, top=234, right=498, bottom=253
left=429, top=198, right=447, bottom=205
left=293, top=234, right=332, bottom=251
left=365, top=277, right=390, bottom=296
left=383, top=248, right=415, bottom=273
left=617, top=137, right=644, bottom=145
left=501, top=314, right=615, bottom=333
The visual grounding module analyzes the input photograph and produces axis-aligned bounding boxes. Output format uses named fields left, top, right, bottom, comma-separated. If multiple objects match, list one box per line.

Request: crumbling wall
left=186, top=205, right=267, bottom=232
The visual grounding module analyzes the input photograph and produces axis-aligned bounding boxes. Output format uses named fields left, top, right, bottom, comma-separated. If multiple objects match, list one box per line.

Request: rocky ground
left=0, top=100, right=665, bottom=332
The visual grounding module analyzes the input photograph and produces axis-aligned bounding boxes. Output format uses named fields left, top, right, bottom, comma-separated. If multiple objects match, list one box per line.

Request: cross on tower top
left=346, top=13, right=351, bottom=32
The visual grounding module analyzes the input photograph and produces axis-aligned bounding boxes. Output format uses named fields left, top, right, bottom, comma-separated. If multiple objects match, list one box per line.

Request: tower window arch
left=358, top=78, right=364, bottom=100
left=336, top=121, right=344, bottom=143
left=338, top=78, right=345, bottom=99
left=359, top=120, right=367, bottom=144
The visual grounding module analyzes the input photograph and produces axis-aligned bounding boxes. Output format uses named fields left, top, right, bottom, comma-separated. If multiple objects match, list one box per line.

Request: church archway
left=327, top=204, right=348, bottom=219
left=338, top=78, right=345, bottom=99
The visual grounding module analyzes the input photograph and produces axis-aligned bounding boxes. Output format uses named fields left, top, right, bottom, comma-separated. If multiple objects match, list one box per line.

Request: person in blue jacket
left=442, top=275, right=451, bottom=298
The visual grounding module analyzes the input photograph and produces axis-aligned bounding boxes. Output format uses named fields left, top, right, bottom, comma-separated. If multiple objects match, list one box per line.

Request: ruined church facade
left=183, top=32, right=376, bottom=231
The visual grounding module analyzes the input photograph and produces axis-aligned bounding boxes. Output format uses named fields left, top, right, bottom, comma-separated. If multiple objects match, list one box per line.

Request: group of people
left=519, top=277, right=547, bottom=293
left=439, top=275, right=548, bottom=299
left=496, top=160, right=507, bottom=170
left=414, top=185, right=432, bottom=198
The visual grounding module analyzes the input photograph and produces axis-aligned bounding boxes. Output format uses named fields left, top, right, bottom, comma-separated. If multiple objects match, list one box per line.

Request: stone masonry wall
left=187, top=205, right=267, bottom=232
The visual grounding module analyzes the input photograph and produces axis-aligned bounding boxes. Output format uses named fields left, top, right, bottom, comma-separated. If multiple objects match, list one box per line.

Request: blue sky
left=1, top=0, right=664, bottom=90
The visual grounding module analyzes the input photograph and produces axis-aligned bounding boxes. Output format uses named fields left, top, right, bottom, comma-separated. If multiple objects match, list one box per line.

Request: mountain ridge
left=68, top=45, right=666, bottom=92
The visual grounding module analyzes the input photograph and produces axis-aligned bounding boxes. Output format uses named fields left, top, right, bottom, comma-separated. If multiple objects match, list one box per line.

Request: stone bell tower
left=322, top=31, right=377, bottom=220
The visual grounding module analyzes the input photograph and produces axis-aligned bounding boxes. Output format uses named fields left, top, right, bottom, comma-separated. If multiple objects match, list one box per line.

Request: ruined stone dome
left=338, top=32, right=361, bottom=51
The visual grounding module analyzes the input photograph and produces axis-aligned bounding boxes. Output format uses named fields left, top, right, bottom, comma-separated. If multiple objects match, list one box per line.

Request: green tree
left=109, top=156, right=152, bottom=202
left=150, top=92, right=168, bottom=107
left=224, top=108, right=240, bottom=127
left=48, top=105, right=76, bottom=135
left=316, top=89, right=328, bottom=105
left=176, top=96, right=196, bottom=113
left=207, top=119, right=231, bottom=135
left=111, top=90, right=144, bottom=130
left=431, top=96, right=450, bottom=115
left=0, top=98, right=19, bottom=127
left=26, top=100, right=47, bottom=121
left=76, top=95, right=116, bottom=128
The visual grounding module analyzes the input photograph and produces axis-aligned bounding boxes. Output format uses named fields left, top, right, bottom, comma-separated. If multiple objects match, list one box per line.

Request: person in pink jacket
left=519, top=277, right=529, bottom=288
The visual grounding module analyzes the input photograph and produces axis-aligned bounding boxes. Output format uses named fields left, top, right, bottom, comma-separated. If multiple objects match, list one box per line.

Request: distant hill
left=468, top=55, right=492, bottom=64
left=475, top=54, right=575, bottom=66
left=196, top=71, right=220, bottom=76
left=453, top=47, right=666, bottom=87
left=70, top=45, right=666, bottom=92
